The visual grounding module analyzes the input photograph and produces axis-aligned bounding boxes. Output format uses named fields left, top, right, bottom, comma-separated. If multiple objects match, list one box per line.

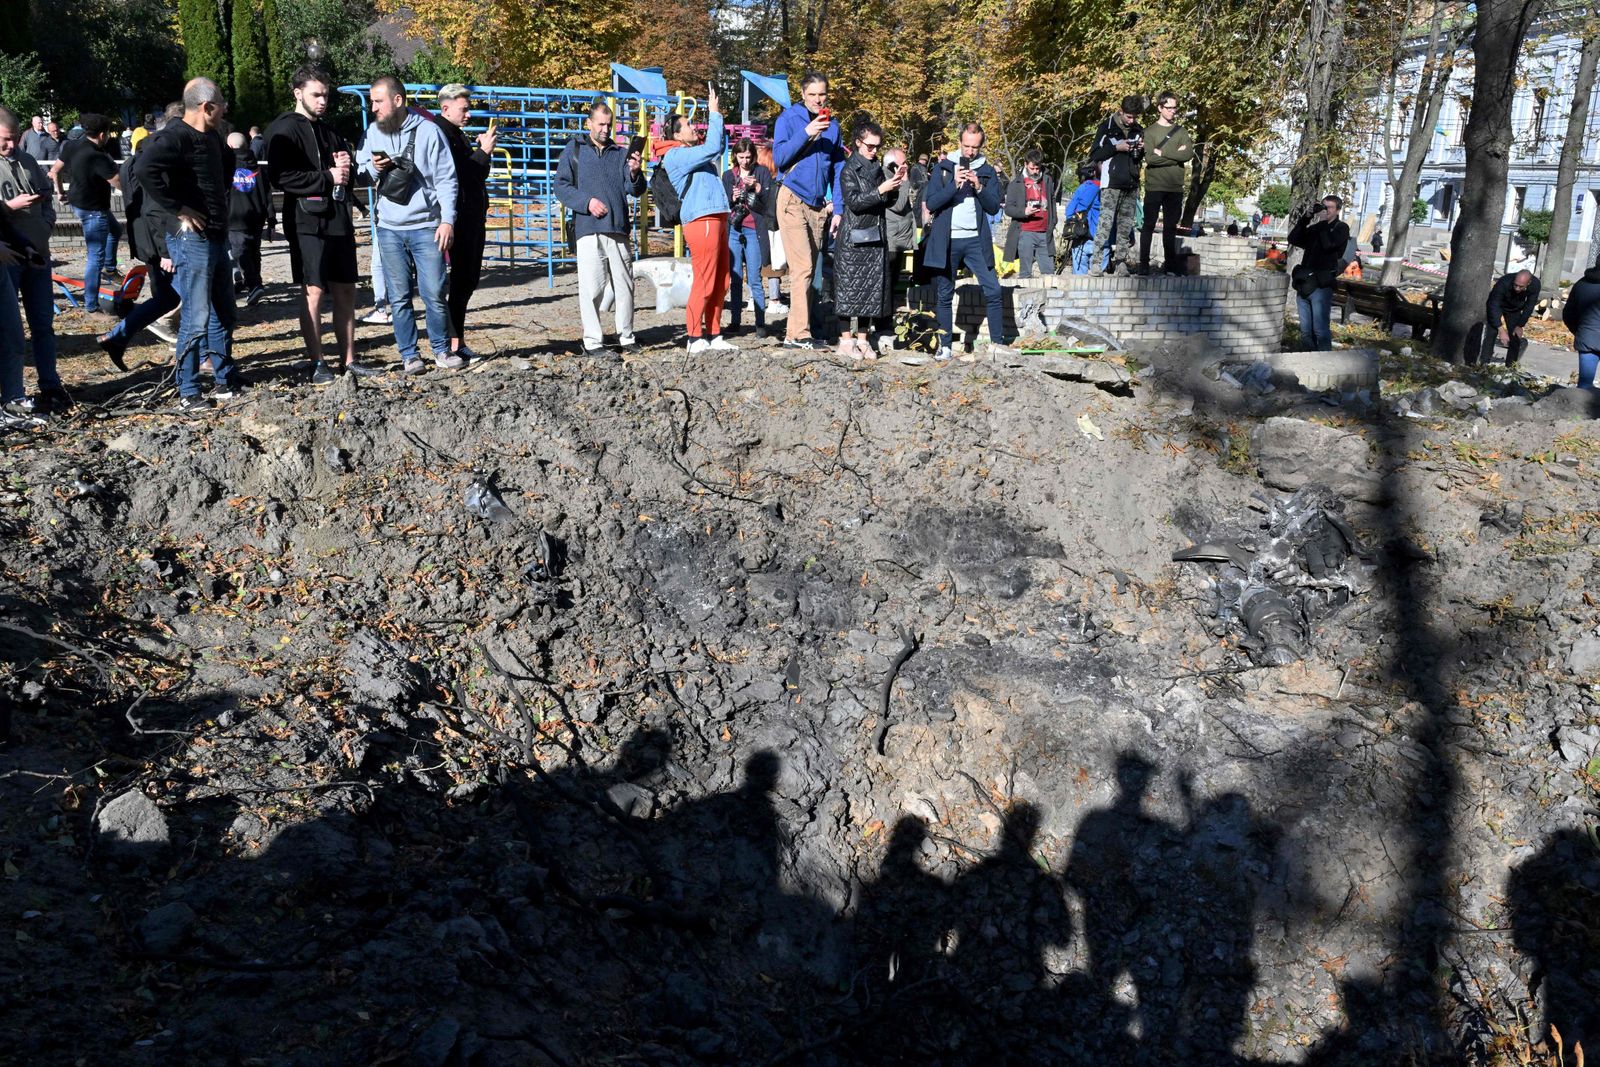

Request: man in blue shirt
left=771, top=72, right=844, bottom=349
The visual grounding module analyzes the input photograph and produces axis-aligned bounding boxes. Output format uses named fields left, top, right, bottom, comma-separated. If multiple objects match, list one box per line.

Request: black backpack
left=650, top=163, right=682, bottom=228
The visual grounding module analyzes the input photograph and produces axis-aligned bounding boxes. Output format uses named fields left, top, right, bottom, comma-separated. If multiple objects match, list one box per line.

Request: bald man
left=1478, top=269, right=1540, bottom=367
left=134, top=77, right=242, bottom=410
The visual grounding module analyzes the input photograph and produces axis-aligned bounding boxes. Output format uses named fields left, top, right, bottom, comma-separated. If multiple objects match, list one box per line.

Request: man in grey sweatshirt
left=357, top=76, right=460, bottom=373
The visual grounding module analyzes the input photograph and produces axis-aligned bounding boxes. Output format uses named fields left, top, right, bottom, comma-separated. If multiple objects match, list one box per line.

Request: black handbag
left=849, top=224, right=883, bottom=245
left=376, top=129, right=418, bottom=204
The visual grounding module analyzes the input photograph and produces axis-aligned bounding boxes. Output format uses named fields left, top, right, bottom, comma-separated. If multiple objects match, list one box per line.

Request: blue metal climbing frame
left=338, top=83, right=707, bottom=287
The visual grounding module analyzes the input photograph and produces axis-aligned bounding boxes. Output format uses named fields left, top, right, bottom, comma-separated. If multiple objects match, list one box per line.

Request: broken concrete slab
left=1250, top=417, right=1384, bottom=503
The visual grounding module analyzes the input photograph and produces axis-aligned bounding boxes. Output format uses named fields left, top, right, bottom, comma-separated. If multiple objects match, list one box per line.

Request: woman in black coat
left=722, top=139, right=772, bottom=337
left=834, top=120, right=905, bottom=360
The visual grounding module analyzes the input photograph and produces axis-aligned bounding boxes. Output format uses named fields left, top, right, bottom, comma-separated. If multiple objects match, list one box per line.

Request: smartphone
left=372, top=150, right=390, bottom=161
left=886, top=160, right=899, bottom=177
left=819, top=107, right=831, bottom=121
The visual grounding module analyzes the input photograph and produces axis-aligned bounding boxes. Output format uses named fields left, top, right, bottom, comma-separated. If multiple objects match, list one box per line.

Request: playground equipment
left=52, top=265, right=147, bottom=316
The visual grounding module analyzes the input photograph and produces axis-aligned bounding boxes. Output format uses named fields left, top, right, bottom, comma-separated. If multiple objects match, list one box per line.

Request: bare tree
left=1436, top=0, right=1548, bottom=363
left=1288, top=0, right=1353, bottom=225
left=1379, top=2, right=1473, bottom=285
left=1539, top=3, right=1600, bottom=296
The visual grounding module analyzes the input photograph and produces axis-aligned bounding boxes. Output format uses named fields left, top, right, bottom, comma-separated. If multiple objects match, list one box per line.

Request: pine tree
left=230, top=0, right=273, bottom=125
left=261, top=0, right=292, bottom=109
left=180, top=0, right=232, bottom=89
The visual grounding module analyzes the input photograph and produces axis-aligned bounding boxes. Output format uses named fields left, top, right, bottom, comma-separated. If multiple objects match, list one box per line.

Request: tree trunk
left=1436, top=0, right=1548, bottom=363
left=1288, top=0, right=1350, bottom=228
left=1181, top=121, right=1212, bottom=226
left=1539, top=12, right=1600, bottom=295
left=1381, top=5, right=1468, bottom=286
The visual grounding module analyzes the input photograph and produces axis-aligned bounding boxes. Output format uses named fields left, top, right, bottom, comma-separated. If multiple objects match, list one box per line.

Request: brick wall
left=1187, top=235, right=1260, bottom=276
left=908, top=272, right=1288, bottom=358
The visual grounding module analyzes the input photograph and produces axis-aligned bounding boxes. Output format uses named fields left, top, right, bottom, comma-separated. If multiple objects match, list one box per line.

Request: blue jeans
left=73, top=207, right=122, bottom=311
left=8, top=262, right=61, bottom=391
left=0, top=266, right=24, bottom=403
left=935, top=236, right=1006, bottom=348
left=1071, top=241, right=1092, bottom=275
left=104, top=261, right=181, bottom=344
left=728, top=225, right=766, bottom=327
left=1579, top=351, right=1599, bottom=389
left=378, top=226, right=450, bottom=361
left=1296, top=284, right=1333, bottom=351
left=169, top=231, right=237, bottom=397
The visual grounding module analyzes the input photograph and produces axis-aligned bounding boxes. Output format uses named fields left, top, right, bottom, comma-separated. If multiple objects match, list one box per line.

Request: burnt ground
left=3, top=233, right=1600, bottom=1066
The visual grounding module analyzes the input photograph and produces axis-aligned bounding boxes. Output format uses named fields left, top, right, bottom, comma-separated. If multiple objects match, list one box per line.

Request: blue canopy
left=741, top=70, right=791, bottom=111
left=610, top=64, right=669, bottom=100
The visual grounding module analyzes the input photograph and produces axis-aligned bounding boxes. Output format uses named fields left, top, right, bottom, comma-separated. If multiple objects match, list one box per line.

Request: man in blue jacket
left=1063, top=163, right=1101, bottom=274
left=772, top=72, right=844, bottom=349
left=923, top=123, right=1005, bottom=360
left=555, top=101, right=644, bottom=360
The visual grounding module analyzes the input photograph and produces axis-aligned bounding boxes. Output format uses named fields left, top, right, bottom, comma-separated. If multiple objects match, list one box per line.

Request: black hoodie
left=1088, top=113, right=1144, bottom=192
left=264, top=110, right=352, bottom=237
left=228, top=147, right=272, bottom=235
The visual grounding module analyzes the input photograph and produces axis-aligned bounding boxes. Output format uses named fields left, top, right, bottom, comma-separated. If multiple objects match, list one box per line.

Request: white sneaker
left=707, top=335, right=738, bottom=352
left=687, top=338, right=710, bottom=355
left=934, top=346, right=953, bottom=362
left=361, top=307, right=392, bottom=325
left=148, top=320, right=177, bottom=344
left=767, top=300, right=789, bottom=315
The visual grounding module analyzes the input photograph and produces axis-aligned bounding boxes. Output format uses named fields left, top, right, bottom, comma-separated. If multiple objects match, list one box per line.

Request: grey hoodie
left=357, top=111, right=458, bottom=230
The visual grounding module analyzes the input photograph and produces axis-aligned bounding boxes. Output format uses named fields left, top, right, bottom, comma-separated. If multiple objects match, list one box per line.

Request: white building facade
left=1340, top=22, right=1600, bottom=277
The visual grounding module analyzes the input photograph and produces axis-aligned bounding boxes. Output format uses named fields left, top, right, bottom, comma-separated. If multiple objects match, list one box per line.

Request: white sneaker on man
left=706, top=336, right=738, bottom=352
left=934, top=346, right=953, bottom=362
left=687, top=338, right=710, bottom=355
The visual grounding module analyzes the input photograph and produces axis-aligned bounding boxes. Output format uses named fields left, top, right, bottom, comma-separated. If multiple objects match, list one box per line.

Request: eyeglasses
left=1159, top=103, right=1178, bottom=111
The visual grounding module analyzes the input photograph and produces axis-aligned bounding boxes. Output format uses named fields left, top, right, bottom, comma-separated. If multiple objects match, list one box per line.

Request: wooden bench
left=1333, top=278, right=1441, bottom=341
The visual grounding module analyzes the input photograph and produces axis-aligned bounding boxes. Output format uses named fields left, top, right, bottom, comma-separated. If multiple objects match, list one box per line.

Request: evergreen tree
left=180, top=0, right=231, bottom=89
left=230, top=0, right=273, bottom=125
left=261, top=0, right=292, bottom=109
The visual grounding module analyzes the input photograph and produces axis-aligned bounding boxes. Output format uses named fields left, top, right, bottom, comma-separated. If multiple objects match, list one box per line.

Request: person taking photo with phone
left=772, top=72, right=845, bottom=349
left=923, top=122, right=1005, bottom=360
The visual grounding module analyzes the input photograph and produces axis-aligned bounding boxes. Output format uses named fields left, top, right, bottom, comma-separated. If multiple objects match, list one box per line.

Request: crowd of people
left=3, top=73, right=1599, bottom=427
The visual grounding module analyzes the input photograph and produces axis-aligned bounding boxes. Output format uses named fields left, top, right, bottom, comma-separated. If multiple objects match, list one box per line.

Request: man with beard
left=432, top=84, right=497, bottom=361
left=266, top=65, right=380, bottom=383
left=358, top=75, right=460, bottom=374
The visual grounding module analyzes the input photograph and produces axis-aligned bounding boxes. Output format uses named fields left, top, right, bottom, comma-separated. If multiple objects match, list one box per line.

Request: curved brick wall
left=910, top=271, right=1288, bottom=359
left=1188, top=234, right=1262, bottom=276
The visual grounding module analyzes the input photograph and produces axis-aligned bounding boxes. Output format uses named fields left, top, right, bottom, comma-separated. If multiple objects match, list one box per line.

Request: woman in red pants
left=662, top=86, right=735, bottom=354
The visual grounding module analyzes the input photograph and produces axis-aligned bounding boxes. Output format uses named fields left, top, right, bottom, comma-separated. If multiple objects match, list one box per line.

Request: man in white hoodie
left=358, top=76, right=460, bottom=374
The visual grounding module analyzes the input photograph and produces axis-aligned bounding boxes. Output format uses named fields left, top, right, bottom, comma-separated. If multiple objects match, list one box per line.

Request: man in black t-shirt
left=265, top=65, right=380, bottom=383
left=59, top=113, right=122, bottom=313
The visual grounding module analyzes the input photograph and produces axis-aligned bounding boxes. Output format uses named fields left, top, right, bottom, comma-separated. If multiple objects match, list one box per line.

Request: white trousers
left=577, top=232, right=635, bottom=349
